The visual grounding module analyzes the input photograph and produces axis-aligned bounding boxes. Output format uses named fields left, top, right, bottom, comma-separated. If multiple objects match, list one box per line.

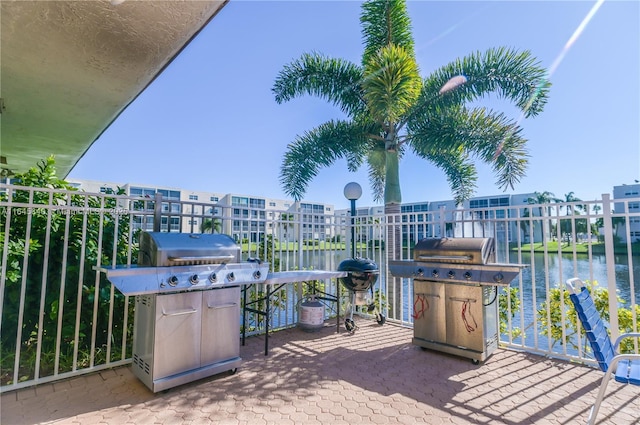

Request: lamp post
left=343, top=182, right=362, bottom=258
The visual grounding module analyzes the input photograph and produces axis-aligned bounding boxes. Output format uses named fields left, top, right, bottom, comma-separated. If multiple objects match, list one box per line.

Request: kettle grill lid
left=338, top=257, right=379, bottom=273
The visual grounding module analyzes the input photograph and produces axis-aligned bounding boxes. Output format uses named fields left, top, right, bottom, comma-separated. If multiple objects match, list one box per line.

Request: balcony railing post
left=153, top=192, right=162, bottom=232
left=601, top=193, right=619, bottom=342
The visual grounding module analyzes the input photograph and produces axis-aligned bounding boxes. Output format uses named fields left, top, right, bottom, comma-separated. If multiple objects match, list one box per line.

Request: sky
left=68, top=0, right=640, bottom=210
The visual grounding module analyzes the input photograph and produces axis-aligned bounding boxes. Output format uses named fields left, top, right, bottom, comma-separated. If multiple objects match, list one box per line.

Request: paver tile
left=1, top=318, right=639, bottom=425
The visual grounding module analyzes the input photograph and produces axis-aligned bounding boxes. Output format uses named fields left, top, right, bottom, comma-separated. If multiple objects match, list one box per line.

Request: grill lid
left=138, top=232, right=240, bottom=267
left=413, top=237, right=495, bottom=264
left=389, top=237, right=523, bottom=287
left=98, top=232, right=269, bottom=295
left=338, top=258, right=379, bottom=292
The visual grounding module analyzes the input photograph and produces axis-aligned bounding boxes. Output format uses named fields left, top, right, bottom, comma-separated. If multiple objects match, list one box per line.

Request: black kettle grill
left=337, top=258, right=385, bottom=332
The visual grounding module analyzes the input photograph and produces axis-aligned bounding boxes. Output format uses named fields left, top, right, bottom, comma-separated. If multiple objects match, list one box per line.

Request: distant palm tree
left=527, top=191, right=560, bottom=242
left=201, top=218, right=221, bottom=234
left=561, top=191, right=584, bottom=215
left=280, top=212, right=295, bottom=242
left=559, top=191, right=584, bottom=241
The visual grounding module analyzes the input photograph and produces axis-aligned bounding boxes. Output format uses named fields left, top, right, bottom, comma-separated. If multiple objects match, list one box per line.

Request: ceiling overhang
left=1, top=0, right=228, bottom=177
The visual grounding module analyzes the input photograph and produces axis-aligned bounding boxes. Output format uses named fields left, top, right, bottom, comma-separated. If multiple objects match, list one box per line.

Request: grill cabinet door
left=445, top=284, right=484, bottom=352
left=201, top=286, right=241, bottom=365
left=154, top=292, right=202, bottom=379
left=412, top=280, right=445, bottom=343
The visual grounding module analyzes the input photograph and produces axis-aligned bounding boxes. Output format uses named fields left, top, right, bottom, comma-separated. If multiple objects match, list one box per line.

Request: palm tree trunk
left=385, top=203, right=402, bottom=320
left=384, top=149, right=402, bottom=320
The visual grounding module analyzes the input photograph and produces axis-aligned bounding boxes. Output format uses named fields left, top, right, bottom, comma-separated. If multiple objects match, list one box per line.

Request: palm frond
left=272, top=52, right=365, bottom=117
left=408, top=105, right=529, bottom=195
left=361, top=0, right=415, bottom=64
left=366, top=148, right=386, bottom=202
left=279, top=120, right=373, bottom=200
left=363, top=44, right=422, bottom=127
left=423, top=148, right=478, bottom=205
left=419, top=47, right=550, bottom=119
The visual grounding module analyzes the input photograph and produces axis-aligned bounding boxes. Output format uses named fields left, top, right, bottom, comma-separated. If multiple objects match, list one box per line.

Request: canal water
left=277, top=249, right=638, bottom=354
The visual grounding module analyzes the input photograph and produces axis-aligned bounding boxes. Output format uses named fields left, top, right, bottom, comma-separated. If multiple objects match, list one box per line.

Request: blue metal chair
left=565, top=278, right=640, bottom=425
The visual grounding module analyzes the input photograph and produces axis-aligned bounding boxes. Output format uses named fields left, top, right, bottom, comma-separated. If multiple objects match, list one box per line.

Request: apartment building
left=613, top=183, right=640, bottom=243
left=67, top=179, right=334, bottom=243
left=335, top=193, right=536, bottom=246
left=66, top=179, right=640, bottom=245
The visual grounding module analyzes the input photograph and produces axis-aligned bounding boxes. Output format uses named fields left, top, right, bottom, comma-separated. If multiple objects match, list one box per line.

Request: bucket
left=298, top=296, right=324, bottom=332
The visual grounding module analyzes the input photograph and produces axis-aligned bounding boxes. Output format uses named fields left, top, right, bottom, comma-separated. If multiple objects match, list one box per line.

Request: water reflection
left=282, top=249, right=638, bottom=306
left=275, top=249, right=638, bottom=355
left=512, top=252, right=639, bottom=305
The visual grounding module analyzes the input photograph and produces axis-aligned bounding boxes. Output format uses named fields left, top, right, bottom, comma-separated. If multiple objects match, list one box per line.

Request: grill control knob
left=208, top=273, right=217, bottom=283
left=448, top=270, right=456, bottom=279
left=416, top=268, right=424, bottom=277
left=431, top=269, right=439, bottom=278
left=189, top=274, right=199, bottom=285
left=253, top=270, right=262, bottom=280
left=227, top=272, right=235, bottom=282
left=493, top=272, right=504, bottom=284
left=464, top=271, right=473, bottom=280
left=168, top=275, right=179, bottom=287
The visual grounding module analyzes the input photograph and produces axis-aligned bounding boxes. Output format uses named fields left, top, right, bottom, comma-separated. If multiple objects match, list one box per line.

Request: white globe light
left=343, top=182, right=362, bottom=201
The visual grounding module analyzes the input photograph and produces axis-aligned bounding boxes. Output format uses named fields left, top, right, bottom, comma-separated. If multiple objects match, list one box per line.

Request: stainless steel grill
left=99, top=232, right=269, bottom=392
left=389, top=237, right=523, bottom=363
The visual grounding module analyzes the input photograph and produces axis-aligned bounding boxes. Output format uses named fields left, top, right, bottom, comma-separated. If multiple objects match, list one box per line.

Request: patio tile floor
left=2, top=318, right=639, bottom=424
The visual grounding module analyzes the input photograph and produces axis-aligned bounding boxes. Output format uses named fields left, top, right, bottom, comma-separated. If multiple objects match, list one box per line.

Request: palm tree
left=274, top=0, right=549, bottom=209
left=527, top=191, right=559, bottom=242
left=559, top=191, right=584, bottom=242
left=561, top=191, right=584, bottom=214
left=280, top=212, right=295, bottom=243
left=273, top=0, right=550, bottom=316
left=201, top=218, right=221, bottom=234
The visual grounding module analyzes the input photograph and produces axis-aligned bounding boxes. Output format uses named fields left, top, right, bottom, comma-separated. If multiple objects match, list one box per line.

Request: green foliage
left=537, top=280, right=640, bottom=354
left=499, top=286, right=522, bottom=338
left=0, top=156, right=137, bottom=385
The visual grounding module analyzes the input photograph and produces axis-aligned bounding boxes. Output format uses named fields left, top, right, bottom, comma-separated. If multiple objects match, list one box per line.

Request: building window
left=470, top=199, right=489, bottom=209
left=489, top=197, right=510, bottom=207
left=250, top=198, right=265, bottom=209
left=157, top=189, right=180, bottom=200
left=210, top=196, right=219, bottom=202
left=130, top=187, right=156, bottom=198
left=188, top=194, right=198, bottom=200
left=232, top=196, right=248, bottom=207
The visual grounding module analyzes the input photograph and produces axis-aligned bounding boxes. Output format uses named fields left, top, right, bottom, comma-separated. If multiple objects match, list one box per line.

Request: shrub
left=0, top=156, right=137, bottom=385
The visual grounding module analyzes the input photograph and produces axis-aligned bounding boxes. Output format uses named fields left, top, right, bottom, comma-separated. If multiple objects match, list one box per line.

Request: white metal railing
left=1, top=182, right=638, bottom=392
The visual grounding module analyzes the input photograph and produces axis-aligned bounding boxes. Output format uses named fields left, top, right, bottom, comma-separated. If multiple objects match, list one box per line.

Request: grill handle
left=162, top=308, right=197, bottom=317
left=167, top=255, right=236, bottom=263
left=416, top=255, right=473, bottom=261
left=207, top=302, right=237, bottom=310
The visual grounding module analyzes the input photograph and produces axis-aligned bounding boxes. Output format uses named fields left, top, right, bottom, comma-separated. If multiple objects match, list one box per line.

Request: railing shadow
left=6, top=317, right=639, bottom=425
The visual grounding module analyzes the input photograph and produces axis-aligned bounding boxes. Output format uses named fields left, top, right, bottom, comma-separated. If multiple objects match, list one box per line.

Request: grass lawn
left=515, top=241, right=599, bottom=254
left=241, top=241, right=365, bottom=252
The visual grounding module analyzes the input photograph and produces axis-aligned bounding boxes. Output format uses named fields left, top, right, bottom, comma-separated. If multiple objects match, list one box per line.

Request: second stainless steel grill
left=389, top=237, right=523, bottom=363
left=99, top=232, right=270, bottom=392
